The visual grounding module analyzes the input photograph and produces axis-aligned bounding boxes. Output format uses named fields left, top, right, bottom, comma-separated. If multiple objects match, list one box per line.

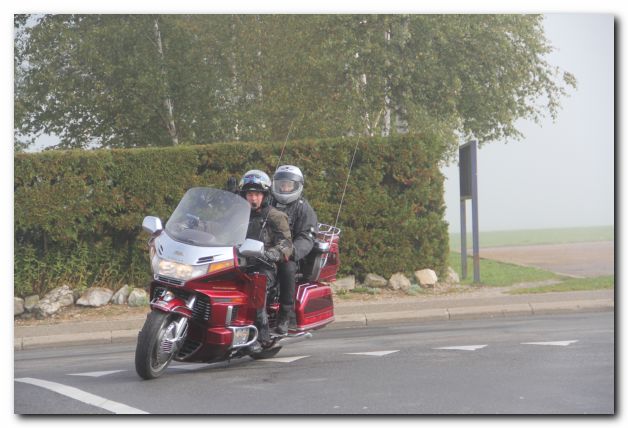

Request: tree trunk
left=154, top=17, right=179, bottom=145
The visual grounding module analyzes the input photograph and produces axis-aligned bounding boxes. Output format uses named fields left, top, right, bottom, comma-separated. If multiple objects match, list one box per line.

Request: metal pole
left=460, top=199, right=467, bottom=280
left=471, top=140, right=480, bottom=283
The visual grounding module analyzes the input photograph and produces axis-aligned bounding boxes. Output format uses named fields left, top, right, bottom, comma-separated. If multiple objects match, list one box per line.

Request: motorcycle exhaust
left=276, top=332, right=312, bottom=346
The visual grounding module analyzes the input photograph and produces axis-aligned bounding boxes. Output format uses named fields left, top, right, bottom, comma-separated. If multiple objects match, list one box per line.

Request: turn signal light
left=207, top=259, right=235, bottom=274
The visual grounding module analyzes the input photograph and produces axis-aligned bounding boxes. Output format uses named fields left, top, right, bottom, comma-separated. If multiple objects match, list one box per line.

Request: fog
left=11, top=13, right=616, bottom=233
left=443, top=14, right=614, bottom=232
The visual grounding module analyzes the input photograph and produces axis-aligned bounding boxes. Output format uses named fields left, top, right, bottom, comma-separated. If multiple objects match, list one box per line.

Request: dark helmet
left=239, top=169, right=272, bottom=208
left=272, top=165, right=304, bottom=205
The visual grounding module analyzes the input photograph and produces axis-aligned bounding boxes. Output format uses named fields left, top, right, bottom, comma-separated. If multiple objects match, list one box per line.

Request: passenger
left=270, top=165, right=318, bottom=335
left=238, top=170, right=293, bottom=352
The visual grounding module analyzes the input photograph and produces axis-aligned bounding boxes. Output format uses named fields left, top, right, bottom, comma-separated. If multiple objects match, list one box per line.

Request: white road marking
left=521, top=340, right=579, bottom=346
left=344, top=350, right=400, bottom=357
left=15, top=377, right=149, bottom=414
left=68, top=370, right=126, bottom=378
left=434, top=345, right=488, bottom=351
left=256, top=356, right=310, bottom=363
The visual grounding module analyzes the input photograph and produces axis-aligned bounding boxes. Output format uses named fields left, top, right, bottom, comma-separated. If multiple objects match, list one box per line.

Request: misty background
left=15, top=13, right=616, bottom=235
left=444, top=13, right=614, bottom=233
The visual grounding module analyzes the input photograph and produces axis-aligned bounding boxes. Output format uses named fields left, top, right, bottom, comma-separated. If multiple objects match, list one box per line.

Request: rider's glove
left=226, top=176, right=239, bottom=194
left=186, top=214, right=199, bottom=229
left=263, top=247, right=282, bottom=263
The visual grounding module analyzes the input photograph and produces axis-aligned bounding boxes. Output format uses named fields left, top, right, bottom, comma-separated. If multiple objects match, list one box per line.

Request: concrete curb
left=14, top=298, right=613, bottom=351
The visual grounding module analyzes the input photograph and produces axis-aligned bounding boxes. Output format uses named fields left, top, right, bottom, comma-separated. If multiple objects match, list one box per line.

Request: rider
left=270, top=165, right=318, bottom=335
left=239, top=170, right=293, bottom=352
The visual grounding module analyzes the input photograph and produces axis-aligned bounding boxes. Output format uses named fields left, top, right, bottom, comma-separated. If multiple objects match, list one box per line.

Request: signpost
left=459, top=140, right=480, bottom=282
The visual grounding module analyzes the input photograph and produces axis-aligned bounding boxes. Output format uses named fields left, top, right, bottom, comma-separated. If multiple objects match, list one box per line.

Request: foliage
left=14, top=135, right=449, bottom=297
left=15, top=14, right=575, bottom=158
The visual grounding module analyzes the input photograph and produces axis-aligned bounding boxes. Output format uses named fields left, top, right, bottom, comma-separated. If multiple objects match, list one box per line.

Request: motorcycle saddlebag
left=294, top=283, right=334, bottom=331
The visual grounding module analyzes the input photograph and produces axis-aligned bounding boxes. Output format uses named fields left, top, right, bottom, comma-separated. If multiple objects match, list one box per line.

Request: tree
left=14, top=14, right=576, bottom=156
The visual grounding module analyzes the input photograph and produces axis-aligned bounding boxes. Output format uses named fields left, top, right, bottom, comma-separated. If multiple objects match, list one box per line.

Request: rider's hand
left=263, top=247, right=282, bottom=263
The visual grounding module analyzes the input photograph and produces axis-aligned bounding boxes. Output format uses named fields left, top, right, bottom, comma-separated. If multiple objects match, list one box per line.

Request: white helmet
left=272, top=165, right=304, bottom=204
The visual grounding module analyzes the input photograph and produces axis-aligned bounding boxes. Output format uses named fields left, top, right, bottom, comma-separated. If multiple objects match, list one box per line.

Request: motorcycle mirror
left=142, top=216, right=163, bottom=235
left=239, top=239, right=265, bottom=258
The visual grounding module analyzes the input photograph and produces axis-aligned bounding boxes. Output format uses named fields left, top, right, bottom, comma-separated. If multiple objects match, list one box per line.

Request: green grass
left=449, top=225, right=613, bottom=250
left=448, top=251, right=562, bottom=287
left=507, top=275, right=614, bottom=294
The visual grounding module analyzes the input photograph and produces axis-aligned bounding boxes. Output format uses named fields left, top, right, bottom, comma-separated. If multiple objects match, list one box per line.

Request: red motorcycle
left=135, top=187, right=340, bottom=379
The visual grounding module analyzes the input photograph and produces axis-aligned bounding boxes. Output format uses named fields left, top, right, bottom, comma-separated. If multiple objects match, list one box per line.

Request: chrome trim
left=226, top=305, right=233, bottom=326
left=227, top=325, right=259, bottom=349
left=296, top=283, right=317, bottom=302
left=294, top=316, right=334, bottom=332
left=186, top=294, right=197, bottom=310
left=160, top=317, right=189, bottom=358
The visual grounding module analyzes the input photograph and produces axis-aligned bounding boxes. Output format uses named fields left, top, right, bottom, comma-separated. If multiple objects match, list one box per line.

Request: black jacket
left=273, top=197, right=317, bottom=262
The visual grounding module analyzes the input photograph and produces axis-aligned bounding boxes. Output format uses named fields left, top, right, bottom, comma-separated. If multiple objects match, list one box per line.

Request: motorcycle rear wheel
left=135, top=311, right=181, bottom=379
left=250, top=346, right=282, bottom=360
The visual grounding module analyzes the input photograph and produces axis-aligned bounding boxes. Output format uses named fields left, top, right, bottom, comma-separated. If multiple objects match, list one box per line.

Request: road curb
left=14, top=299, right=614, bottom=351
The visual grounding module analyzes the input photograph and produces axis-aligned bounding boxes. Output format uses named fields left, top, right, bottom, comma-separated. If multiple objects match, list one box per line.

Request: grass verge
left=448, top=251, right=562, bottom=287
left=507, top=275, right=614, bottom=294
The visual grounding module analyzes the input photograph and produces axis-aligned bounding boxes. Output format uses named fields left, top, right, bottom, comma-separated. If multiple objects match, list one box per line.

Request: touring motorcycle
left=135, top=187, right=340, bottom=379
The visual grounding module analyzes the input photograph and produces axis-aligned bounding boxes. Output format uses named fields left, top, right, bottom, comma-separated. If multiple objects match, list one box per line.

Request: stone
left=331, top=276, right=356, bottom=293
left=35, top=300, right=61, bottom=318
left=14, top=297, right=24, bottom=317
left=76, top=287, right=114, bottom=307
left=32, top=285, right=76, bottom=317
left=111, top=284, right=132, bottom=305
left=414, top=269, right=438, bottom=288
left=44, top=285, right=75, bottom=308
left=363, top=273, right=388, bottom=288
left=128, top=288, right=149, bottom=307
left=24, top=295, right=40, bottom=312
left=388, top=273, right=412, bottom=291
left=445, top=267, right=460, bottom=284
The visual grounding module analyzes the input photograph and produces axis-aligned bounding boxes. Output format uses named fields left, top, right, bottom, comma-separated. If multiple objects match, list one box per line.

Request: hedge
left=14, top=134, right=449, bottom=297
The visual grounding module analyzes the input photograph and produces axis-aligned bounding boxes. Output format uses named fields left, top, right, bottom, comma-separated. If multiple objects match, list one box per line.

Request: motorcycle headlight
left=151, top=255, right=209, bottom=282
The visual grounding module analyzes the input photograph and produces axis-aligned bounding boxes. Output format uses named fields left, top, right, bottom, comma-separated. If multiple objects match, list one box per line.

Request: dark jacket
left=273, top=197, right=317, bottom=262
left=247, top=205, right=293, bottom=260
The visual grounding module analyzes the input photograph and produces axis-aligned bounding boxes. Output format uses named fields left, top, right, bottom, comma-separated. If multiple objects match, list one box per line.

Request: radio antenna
left=333, top=135, right=361, bottom=229
left=275, top=118, right=296, bottom=172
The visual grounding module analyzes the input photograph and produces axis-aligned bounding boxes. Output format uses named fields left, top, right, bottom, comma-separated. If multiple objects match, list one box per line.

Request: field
left=449, top=225, right=613, bottom=250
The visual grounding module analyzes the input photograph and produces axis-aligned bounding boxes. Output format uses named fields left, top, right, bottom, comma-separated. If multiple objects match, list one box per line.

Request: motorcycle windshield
left=165, top=187, right=250, bottom=247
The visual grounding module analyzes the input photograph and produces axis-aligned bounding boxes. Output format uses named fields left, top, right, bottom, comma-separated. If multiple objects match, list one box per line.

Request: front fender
left=150, top=297, right=193, bottom=318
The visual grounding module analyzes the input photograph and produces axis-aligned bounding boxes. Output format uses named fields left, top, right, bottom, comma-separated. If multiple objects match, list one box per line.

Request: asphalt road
left=14, top=312, right=614, bottom=415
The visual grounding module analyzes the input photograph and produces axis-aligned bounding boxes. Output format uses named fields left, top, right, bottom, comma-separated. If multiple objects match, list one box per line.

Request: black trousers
left=255, top=266, right=276, bottom=343
left=277, top=260, right=297, bottom=309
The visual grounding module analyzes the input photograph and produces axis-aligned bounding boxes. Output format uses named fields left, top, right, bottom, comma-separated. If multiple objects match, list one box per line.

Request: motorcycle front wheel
left=135, top=311, right=182, bottom=379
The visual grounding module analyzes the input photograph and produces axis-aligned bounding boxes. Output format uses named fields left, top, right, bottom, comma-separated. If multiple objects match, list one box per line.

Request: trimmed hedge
left=14, top=135, right=449, bottom=297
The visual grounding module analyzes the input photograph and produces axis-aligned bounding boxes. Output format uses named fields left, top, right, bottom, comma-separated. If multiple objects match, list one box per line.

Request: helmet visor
left=272, top=179, right=302, bottom=196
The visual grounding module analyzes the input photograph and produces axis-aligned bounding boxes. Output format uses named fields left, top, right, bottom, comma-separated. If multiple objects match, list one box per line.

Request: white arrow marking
left=68, top=370, right=126, bottom=378
left=521, top=340, right=579, bottom=346
left=435, top=345, right=487, bottom=351
left=15, top=377, right=149, bottom=414
left=256, top=355, right=310, bottom=363
left=344, top=350, right=400, bottom=357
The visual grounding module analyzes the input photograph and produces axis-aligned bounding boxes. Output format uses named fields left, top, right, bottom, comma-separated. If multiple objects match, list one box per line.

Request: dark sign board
left=459, top=142, right=472, bottom=199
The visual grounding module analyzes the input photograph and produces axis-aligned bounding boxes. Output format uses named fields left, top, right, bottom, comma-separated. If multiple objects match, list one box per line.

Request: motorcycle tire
left=250, top=346, right=282, bottom=360
left=135, top=311, right=181, bottom=380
